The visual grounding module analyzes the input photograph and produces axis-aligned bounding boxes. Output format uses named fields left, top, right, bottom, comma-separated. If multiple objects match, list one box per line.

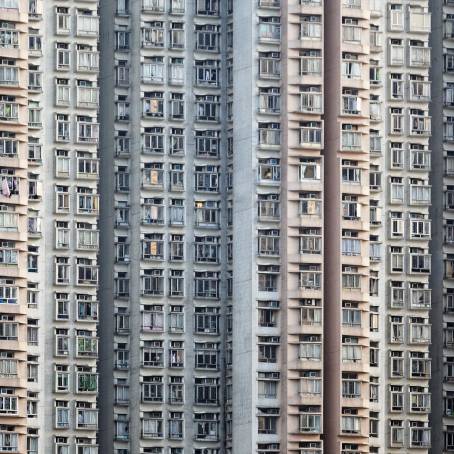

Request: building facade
left=0, top=0, right=448, bottom=453
left=99, top=1, right=230, bottom=453
left=0, top=0, right=100, bottom=452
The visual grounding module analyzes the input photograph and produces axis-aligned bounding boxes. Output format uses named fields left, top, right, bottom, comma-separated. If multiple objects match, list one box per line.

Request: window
left=169, top=270, right=184, bottom=298
left=196, top=0, right=219, bottom=16
left=142, top=305, right=164, bottom=332
left=258, top=408, right=279, bottom=434
left=168, top=412, right=183, bottom=440
left=169, top=306, right=184, bottom=332
left=142, top=377, right=163, bottom=403
left=195, top=307, right=219, bottom=334
left=258, top=372, right=279, bottom=399
left=143, top=341, right=164, bottom=367
left=196, top=24, right=219, bottom=51
left=195, top=377, right=219, bottom=405
left=258, top=300, right=279, bottom=327
left=299, top=406, right=321, bottom=433
left=169, top=376, right=184, bottom=404
left=300, top=264, right=321, bottom=290
left=258, top=265, right=279, bottom=292
left=195, top=342, right=219, bottom=369
left=142, top=411, right=163, bottom=439
left=142, top=269, right=164, bottom=296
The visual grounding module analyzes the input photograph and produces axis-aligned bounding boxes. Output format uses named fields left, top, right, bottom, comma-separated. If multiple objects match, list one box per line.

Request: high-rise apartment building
left=233, top=0, right=431, bottom=453
left=0, top=0, right=448, bottom=453
left=431, top=0, right=454, bottom=452
left=0, top=0, right=100, bottom=452
left=99, top=1, right=230, bottom=453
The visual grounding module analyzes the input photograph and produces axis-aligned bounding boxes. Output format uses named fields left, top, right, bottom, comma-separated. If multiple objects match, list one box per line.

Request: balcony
left=410, top=392, right=430, bottom=413
left=142, top=418, right=164, bottom=439
left=0, top=359, right=16, bottom=377
left=0, top=399, right=16, bottom=420
left=409, top=80, right=430, bottom=102
left=76, top=14, right=99, bottom=36
left=342, top=344, right=363, bottom=363
left=300, top=198, right=321, bottom=217
left=142, top=133, right=164, bottom=154
left=409, top=219, right=430, bottom=241
left=77, top=122, right=99, bottom=144
left=409, top=184, right=431, bottom=205
left=76, top=50, right=99, bottom=72
left=77, top=158, right=99, bottom=179
left=409, top=323, right=431, bottom=344
left=76, top=194, right=99, bottom=215
left=168, top=63, right=184, bottom=85
left=258, top=128, right=280, bottom=147
left=409, top=10, right=431, bottom=33
left=76, top=86, right=99, bottom=108
left=0, top=211, right=19, bottom=232
left=409, top=46, right=431, bottom=68
left=258, top=162, right=280, bottom=184
left=390, top=426, right=405, bottom=448
left=76, top=372, right=98, bottom=393
left=410, top=149, right=430, bottom=171
left=0, top=101, right=18, bottom=122
left=28, top=143, right=41, bottom=163
left=389, top=45, right=404, bottom=66
left=342, top=201, right=360, bottom=220
left=299, top=271, right=322, bottom=290
left=300, top=56, right=321, bottom=76
left=342, top=131, right=362, bottom=150
left=299, top=413, right=321, bottom=434
left=0, top=138, right=17, bottom=158
left=370, top=30, right=382, bottom=49
left=344, top=0, right=361, bottom=7
left=0, top=65, right=18, bottom=87
left=76, top=229, right=99, bottom=250
left=76, top=336, right=98, bottom=357
left=369, top=242, right=381, bottom=262
left=76, top=408, right=98, bottom=430
left=77, top=264, right=98, bottom=285
left=258, top=0, right=280, bottom=7
left=342, top=25, right=362, bottom=43
left=369, top=101, right=382, bottom=121
left=258, top=22, right=281, bottom=42
left=0, top=246, right=17, bottom=267
left=409, top=115, right=431, bottom=136
left=389, top=113, right=404, bottom=134
left=76, top=445, right=97, bottom=454
left=300, top=125, right=322, bottom=147
left=115, top=136, right=130, bottom=156
left=143, top=0, right=165, bottom=11
left=300, top=92, right=322, bottom=114
left=409, top=253, right=431, bottom=274
left=342, top=95, right=362, bottom=115
left=410, top=288, right=431, bottom=309
left=301, top=22, right=322, bottom=40
left=410, top=357, right=431, bottom=379
left=142, top=204, right=164, bottom=225
left=389, top=183, right=404, bottom=205
left=0, top=432, right=18, bottom=453
left=0, top=28, right=19, bottom=48
left=409, top=427, right=431, bottom=449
